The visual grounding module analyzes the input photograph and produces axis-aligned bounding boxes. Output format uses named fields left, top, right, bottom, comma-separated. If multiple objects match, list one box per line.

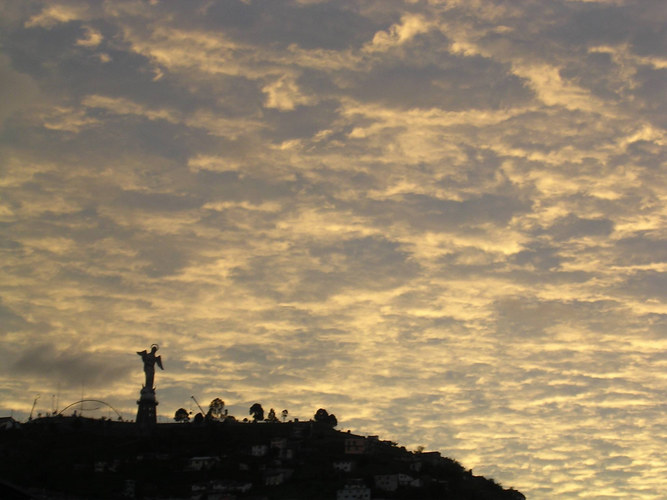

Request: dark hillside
left=0, top=417, right=524, bottom=499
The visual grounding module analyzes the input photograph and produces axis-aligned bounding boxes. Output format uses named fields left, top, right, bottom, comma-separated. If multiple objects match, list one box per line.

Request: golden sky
left=1, top=1, right=665, bottom=497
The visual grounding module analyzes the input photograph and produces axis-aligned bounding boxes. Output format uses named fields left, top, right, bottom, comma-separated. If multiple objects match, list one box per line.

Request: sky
left=0, top=0, right=665, bottom=497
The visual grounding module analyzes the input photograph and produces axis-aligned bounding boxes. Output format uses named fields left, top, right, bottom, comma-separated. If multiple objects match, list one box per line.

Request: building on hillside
left=409, top=459, right=423, bottom=472
left=270, top=437, right=287, bottom=449
left=336, top=479, right=371, bottom=500
left=187, top=456, right=220, bottom=471
left=333, top=460, right=354, bottom=472
left=374, top=474, right=399, bottom=492
left=344, top=437, right=367, bottom=454
left=192, top=479, right=252, bottom=497
left=398, top=473, right=414, bottom=486
left=410, top=477, right=424, bottom=488
left=417, top=451, right=442, bottom=465
left=251, top=444, right=269, bottom=457
left=270, top=437, right=293, bottom=459
left=264, top=468, right=293, bottom=486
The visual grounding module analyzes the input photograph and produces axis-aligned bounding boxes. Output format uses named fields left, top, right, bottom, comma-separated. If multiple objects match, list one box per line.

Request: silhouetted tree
left=266, top=408, right=279, bottom=422
left=314, top=408, right=337, bottom=427
left=193, top=412, right=204, bottom=424
left=208, top=398, right=225, bottom=420
left=249, top=403, right=264, bottom=422
left=174, top=408, right=190, bottom=423
left=281, top=409, right=288, bottom=422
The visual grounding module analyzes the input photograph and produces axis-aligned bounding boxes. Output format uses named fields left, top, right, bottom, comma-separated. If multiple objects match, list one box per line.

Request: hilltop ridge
left=0, top=415, right=525, bottom=499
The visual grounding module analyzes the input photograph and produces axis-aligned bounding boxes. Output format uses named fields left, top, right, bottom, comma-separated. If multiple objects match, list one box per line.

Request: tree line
left=174, top=399, right=337, bottom=427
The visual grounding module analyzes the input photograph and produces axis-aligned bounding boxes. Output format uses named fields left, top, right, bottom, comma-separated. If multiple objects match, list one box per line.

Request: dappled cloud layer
left=1, top=1, right=665, bottom=497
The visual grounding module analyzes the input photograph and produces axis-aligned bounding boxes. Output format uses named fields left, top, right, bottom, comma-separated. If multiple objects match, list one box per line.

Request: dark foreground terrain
left=0, top=417, right=524, bottom=499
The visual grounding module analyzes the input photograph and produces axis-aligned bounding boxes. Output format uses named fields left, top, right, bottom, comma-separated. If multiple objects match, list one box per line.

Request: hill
left=0, top=416, right=525, bottom=499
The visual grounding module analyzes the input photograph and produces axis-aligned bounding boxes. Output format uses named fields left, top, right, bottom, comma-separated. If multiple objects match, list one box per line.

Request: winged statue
left=137, top=344, right=164, bottom=389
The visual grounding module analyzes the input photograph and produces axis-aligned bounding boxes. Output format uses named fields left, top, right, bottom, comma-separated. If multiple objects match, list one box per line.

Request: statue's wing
left=156, top=355, right=164, bottom=370
left=137, top=350, right=147, bottom=356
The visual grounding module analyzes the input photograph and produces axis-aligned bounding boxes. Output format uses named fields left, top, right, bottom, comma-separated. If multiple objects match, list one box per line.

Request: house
left=190, top=490, right=235, bottom=500
left=94, top=460, right=118, bottom=473
left=336, top=480, right=371, bottom=500
left=398, top=473, right=414, bottom=486
left=123, top=480, right=136, bottom=498
left=291, top=424, right=306, bottom=437
left=192, top=480, right=252, bottom=499
left=187, top=456, right=220, bottom=471
left=417, top=451, right=442, bottom=466
left=191, top=483, right=207, bottom=493
left=410, top=477, right=424, bottom=488
left=264, top=468, right=293, bottom=486
left=210, top=480, right=252, bottom=493
left=344, top=437, right=367, bottom=454
left=270, top=437, right=293, bottom=459
left=271, top=437, right=287, bottom=450
left=251, top=444, right=269, bottom=456
left=265, top=471, right=285, bottom=486
left=374, top=474, right=399, bottom=492
left=333, top=460, right=353, bottom=472
left=409, top=459, right=423, bottom=472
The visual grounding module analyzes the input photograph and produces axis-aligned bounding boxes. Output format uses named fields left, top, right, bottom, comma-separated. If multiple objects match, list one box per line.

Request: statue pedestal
left=136, top=387, right=158, bottom=425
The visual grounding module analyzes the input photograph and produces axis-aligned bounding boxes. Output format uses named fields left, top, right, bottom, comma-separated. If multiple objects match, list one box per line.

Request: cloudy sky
left=1, top=0, right=665, bottom=497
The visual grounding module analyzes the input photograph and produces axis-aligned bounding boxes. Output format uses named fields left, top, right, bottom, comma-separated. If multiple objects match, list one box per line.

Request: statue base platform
left=136, top=386, right=158, bottom=425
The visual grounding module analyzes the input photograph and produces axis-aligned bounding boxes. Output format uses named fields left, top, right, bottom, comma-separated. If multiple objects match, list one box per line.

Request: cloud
left=227, top=233, right=420, bottom=303
left=75, top=25, right=102, bottom=47
left=0, top=53, right=43, bottom=127
left=0, top=299, right=31, bottom=334
left=25, top=4, right=88, bottom=29
left=366, top=14, right=433, bottom=52
left=11, top=343, right=134, bottom=389
left=612, top=234, right=667, bottom=266
left=262, top=74, right=315, bottom=110
left=544, top=214, right=615, bottom=241
left=0, top=1, right=665, bottom=498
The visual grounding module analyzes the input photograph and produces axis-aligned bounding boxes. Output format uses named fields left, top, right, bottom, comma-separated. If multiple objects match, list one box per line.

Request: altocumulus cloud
left=0, top=1, right=665, bottom=498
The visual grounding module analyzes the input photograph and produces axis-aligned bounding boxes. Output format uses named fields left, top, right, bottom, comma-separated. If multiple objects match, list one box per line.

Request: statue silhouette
left=137, top=344, right=164, bottom=389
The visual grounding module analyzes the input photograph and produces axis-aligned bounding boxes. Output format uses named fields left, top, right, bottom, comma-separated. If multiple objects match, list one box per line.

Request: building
left=270, top=437, right=293, bottom=459
left=187, top=456, right=220, bottom=471
left=418, top=451, right=442, bottom=466
left=344, top=437, right=367, bottom=454
left=251, top=444, right=269, bottom=457
left=374, top=474, right=399, bottom=492
left=398, top=473, right=414, bottom=486
left=336, top=480, right=371, bottom=500
left=333, top=460, right=354, bottom=472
